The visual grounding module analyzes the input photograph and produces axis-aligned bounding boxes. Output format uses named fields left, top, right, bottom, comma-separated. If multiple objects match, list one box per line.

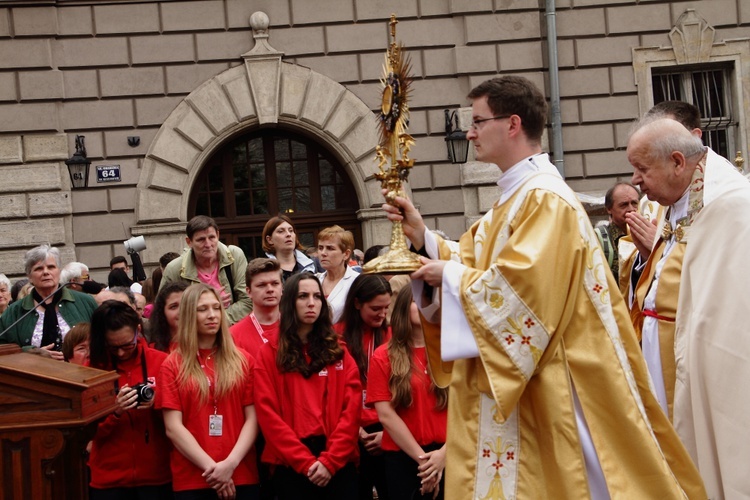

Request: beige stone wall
left=0, top=0, right=745, bottom=279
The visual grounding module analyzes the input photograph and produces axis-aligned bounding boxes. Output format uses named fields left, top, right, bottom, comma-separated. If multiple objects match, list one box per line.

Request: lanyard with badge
left=362, top=335, right=375, bottom=410
left=198, top=351, right=223, bottom=437
left=249, top=313, right=269, bottom=344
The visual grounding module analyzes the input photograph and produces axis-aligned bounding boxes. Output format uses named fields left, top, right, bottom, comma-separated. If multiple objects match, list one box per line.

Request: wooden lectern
left=0, top=344, right=118, bottom=500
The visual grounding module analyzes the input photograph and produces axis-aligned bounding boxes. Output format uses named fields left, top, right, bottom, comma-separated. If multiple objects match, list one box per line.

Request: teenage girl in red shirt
left=367, top=286, right=448, bottom=500
left=149, top=281, right=188, bottom=352
left=158, top=283, right=259, bottom=499
left=254, top=272, right=361, bottom=500
left=88, top=300, right=172, bottom=500
left=335, top=274, right=392, bottom=500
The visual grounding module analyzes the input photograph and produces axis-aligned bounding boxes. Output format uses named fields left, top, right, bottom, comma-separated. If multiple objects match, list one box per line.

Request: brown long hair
left=388, top=286, right=448, bottom=410
left=339, top=274, right=391, bottom=383
left=174, top=284, right=248, bottom=404
left=277, top=273, right=343, bottom=378
left=150, top=281, right=189, bottom=352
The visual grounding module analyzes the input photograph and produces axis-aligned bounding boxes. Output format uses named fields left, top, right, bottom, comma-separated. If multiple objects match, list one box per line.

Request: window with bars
left=190, top=130, right=361, bottom=259
left=652, top=65, right=736, bottom=158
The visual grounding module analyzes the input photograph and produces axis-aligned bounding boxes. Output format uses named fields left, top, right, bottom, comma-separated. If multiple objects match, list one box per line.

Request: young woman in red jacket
left=334, top=274, right=392, bottom=500
left=254, top=272, right=361, bottom=500
left=366, top=286, right=448, bottom=500
left=88, top=299, right=172, bottom=500
left=157, top=283, right=259, bottom=499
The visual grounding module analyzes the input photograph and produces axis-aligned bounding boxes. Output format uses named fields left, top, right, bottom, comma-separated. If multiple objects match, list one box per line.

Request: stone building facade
left=0, top=0, right=748, bottom=280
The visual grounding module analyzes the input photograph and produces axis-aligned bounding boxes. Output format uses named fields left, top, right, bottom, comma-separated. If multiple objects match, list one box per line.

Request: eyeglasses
left=470, top=114, right=512, bottom=130
left=106, top=333, right=138, bottom=353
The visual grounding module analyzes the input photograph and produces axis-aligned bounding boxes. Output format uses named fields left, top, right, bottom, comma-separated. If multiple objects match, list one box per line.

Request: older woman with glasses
left=0, top=245, right=97, bottom=359
left=87, top=299, right=172, bottom=499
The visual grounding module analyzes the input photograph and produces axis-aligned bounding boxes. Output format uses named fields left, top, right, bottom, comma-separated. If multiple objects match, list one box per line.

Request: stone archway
left=132, top=12, right=391, bottom=260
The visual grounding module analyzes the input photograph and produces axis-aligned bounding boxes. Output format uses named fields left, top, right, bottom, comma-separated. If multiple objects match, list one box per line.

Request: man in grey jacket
left=160, top=215, right=251, bottom=324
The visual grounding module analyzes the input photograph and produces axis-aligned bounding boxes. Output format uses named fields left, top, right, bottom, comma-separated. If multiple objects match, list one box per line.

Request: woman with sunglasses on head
left=254, top=273, right=360, bottom=500
left=88, top=300, right=172, bottom=500
left=366, top=286, right=448, bottom=500
left=334, top=274, right=392, bottom=500
left=157, top=284, right=259, bottom=500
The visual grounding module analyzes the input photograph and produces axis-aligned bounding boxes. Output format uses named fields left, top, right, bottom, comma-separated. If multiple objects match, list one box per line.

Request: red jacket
left=89, top=339, right=172, bottom=489
left=254, top=339, right=361, bottom=475
left=333, top=322, right=391, bottom=427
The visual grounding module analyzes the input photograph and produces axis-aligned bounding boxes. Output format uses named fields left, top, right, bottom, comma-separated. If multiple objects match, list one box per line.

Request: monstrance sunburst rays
left=363, top=14, right=422, bottom=275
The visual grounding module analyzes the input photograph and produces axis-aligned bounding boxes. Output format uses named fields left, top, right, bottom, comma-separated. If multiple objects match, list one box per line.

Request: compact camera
left=131, top=383, right=155, bottom=404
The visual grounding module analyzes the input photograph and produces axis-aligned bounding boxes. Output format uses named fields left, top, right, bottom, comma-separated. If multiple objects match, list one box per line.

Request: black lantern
left=66, top=135, right=90, bottom=189
left=444, top=109, right=470, bottom=164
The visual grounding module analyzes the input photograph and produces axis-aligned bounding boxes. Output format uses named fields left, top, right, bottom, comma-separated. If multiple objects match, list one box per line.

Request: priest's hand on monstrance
left=380, top=191, right=426, bottom=252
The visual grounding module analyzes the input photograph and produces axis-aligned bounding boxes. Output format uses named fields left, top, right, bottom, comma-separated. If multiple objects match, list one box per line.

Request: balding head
left=95, top=289, right=135, bottom=309
left=627, top=118, right=706, bottom=206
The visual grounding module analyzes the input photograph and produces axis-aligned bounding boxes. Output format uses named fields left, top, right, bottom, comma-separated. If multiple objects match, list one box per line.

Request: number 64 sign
left=96, top=165, right=121, bottom=183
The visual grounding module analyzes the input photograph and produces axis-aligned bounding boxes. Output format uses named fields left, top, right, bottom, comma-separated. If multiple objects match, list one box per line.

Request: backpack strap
left=596, top=225, right=614, bottom=268
left=223, top=262, right=237, bottom=304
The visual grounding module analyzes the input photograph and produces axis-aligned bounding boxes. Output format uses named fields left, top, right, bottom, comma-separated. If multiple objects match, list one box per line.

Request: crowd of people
left=0, top=214, right=438, bottom=500
left=0, top=74, right=748, bottom=500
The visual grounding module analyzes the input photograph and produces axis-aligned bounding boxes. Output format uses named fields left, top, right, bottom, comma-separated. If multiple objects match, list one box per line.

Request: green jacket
left=0, top=287, right=98, bottom=349
left=160, top=242, right=252, bottom=325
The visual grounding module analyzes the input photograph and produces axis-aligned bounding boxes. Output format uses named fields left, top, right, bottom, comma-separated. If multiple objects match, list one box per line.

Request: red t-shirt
left=156, top=348, right=258, bottom=491
left=366, top=344, right=447, bottom=452
left=333, top=323, right=391, bottom=427
left=230, top=314, right=279, bottom=356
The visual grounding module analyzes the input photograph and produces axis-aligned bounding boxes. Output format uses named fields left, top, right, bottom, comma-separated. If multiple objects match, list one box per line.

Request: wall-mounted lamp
left=65, top=135, right=91, bottom=189
left=444, top=109, right=470, bottom=164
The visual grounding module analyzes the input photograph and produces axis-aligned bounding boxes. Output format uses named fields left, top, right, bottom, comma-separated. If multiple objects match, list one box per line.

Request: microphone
left=0, top=282, right=76, bottom=343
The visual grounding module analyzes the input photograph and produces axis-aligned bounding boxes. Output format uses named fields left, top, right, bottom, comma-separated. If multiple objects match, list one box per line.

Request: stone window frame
left=632, top=9, right=750, bottom=163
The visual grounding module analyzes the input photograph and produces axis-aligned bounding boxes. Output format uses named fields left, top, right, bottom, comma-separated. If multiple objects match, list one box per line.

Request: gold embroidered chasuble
left=422, top=171, right=705, bottom=499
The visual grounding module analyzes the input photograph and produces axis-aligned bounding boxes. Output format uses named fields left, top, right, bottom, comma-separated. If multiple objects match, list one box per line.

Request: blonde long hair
left=175, top=284, right=248, bottom=403
left=388, top=286, right=448, bottom=410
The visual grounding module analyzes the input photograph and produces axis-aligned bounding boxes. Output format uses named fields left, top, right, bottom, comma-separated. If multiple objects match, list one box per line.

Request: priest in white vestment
left=383, top=77, right=705, bottom=500
left=628, top=116, right=750, bottom=499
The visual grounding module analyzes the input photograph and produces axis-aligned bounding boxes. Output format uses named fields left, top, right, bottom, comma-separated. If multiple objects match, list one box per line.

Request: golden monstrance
left=363, top=14, right=422, bottom=275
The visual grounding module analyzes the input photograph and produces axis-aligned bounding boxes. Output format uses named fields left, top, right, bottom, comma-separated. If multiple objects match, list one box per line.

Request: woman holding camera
left=88, top=300, right=172, bottom=499
left=158, top=283, right=259, bottom=499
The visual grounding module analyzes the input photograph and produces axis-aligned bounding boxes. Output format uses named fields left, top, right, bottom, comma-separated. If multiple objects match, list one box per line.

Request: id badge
left=209, top=414, right=223, bottom=436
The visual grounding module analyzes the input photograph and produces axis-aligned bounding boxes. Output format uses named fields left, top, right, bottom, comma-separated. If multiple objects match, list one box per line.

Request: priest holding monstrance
left=373, top=23, right=705, bottom=497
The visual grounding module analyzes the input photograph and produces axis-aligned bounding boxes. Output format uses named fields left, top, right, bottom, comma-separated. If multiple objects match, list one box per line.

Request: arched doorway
left=189, top=128, right=361, bottom=258
left=132, top=13, right=394, bottom=266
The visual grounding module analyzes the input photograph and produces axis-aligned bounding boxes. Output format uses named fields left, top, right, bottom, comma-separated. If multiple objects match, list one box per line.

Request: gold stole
left=631, top=238, right=686, bottom=420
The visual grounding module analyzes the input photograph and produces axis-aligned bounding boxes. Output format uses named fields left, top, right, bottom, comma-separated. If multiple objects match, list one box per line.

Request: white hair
left=61, top=261, right=89, bottom=284
left=629, top=115, right=705, bottom=163
left=0, top=274, right=10, bottom=289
